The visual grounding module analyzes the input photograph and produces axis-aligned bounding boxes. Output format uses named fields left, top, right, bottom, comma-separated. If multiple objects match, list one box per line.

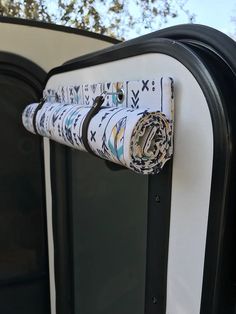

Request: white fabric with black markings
left=22, top=77, right=174, bottom=174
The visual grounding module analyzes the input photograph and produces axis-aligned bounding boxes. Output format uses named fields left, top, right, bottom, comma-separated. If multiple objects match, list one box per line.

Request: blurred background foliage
left=0, top=0, right=195, bottom=39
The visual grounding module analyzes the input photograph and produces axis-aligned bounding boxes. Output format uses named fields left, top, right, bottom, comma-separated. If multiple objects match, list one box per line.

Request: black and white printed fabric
left=22, top=77, right=174, bottom=174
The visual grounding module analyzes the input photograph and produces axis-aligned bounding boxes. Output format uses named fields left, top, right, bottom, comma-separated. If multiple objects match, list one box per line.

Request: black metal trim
left=0, top=16, right=120, bottom=44
left=145, top=160, right=173, bottom=314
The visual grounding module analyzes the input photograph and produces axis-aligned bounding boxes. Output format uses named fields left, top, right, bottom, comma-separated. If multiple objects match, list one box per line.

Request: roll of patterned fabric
left=22, top=102, right=173, bottom=174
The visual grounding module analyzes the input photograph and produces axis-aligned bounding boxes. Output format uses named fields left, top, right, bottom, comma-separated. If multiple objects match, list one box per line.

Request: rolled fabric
left=22, top=102, right=173, bottom=174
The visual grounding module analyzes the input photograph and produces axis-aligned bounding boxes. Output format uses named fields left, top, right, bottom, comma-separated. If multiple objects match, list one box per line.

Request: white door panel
left=47, top=53, right=213, bottom=314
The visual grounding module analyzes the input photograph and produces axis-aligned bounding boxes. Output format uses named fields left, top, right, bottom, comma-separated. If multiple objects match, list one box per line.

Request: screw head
left=152, top=296, right=158, bottom=304
left=155, top=195, right=160, bottom=203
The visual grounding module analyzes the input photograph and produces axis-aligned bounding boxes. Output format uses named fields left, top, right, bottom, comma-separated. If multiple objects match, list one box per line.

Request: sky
left=124, top=0, right=236, bottom=39
left=161, top=0, right=236, bottom=37
left=47, top=0, right=236, bottom=39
